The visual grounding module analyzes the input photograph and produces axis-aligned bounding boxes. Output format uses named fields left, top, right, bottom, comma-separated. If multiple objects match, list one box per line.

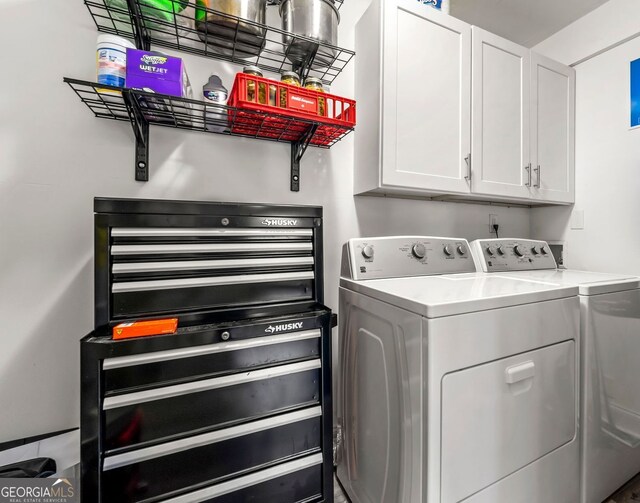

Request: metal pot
left=196, top=0, right=267, bottom=58
left=280, top=0, right=340, bottom=69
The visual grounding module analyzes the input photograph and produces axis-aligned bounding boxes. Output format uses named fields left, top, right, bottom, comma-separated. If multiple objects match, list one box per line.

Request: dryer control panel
left=470, top=239, right=558, bottom=273
left=341, top=236, right=475, bottom=280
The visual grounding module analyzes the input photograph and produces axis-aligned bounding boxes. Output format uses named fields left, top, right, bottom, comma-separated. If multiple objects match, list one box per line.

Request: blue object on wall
left=418, top=0, right=443, bottom=9
left=631, top=58, right=640, bottom=127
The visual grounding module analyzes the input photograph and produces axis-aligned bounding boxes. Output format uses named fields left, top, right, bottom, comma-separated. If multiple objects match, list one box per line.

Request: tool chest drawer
left=101, top=408, right=322, bottom=502
left=103, top=360, right=322, bottom=450
left=103, top=328, right=322, bottom=393
left=162, top=454, right=324, bottom=503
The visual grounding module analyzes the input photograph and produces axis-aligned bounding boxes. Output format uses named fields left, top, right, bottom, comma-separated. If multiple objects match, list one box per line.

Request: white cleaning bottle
left=203, top=75, right=228, bottom=133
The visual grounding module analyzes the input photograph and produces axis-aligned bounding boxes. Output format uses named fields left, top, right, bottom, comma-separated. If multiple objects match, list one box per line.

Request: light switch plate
left=571, top=210, right=585, bottom=230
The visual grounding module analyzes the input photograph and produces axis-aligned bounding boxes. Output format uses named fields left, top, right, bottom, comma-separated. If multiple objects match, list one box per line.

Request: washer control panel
left=342, top=236, right=475, bottom=280
left=470, top=239, right=558, bottom=272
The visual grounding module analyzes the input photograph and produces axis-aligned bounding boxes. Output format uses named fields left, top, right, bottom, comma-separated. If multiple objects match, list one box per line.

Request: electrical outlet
left=489, top=214, right=499, bottom=234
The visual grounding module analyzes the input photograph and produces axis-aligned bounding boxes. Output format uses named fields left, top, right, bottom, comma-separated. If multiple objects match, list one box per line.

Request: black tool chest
left=81, top=198, right=334, bottom=503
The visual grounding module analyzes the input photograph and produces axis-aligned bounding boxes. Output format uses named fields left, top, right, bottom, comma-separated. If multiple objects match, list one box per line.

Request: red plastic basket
left=227, top=73, right=356, bottom=146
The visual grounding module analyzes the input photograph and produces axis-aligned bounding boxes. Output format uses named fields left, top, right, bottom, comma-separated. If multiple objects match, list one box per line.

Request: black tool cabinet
left=81, top=198, right=334, bottom=503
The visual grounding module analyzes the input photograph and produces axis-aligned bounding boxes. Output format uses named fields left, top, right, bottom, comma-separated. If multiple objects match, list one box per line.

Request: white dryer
left=336, top=236, right=580, bottom=503
left=470, top=238, right=640, bottom=503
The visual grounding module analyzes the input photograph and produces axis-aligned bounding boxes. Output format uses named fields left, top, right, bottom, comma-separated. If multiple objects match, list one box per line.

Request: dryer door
left=440, top=340, right=576, bottom=502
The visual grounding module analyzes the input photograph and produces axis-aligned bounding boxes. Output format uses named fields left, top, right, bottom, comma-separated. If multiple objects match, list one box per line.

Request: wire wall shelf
left=65, top=78, right=354, bottom=188
left=85, top=0, right=354, bottom=85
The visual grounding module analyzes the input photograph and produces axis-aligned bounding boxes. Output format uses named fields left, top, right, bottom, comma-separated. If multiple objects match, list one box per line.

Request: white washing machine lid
left=492, top=270, right=640, bottom=296
left=340, top=273, right=578, bottom=318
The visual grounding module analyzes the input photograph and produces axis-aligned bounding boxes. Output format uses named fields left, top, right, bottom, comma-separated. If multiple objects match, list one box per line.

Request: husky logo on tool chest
left=265, top=322, right=304, bottom=333
left=262, top=218, right=298, bottom=226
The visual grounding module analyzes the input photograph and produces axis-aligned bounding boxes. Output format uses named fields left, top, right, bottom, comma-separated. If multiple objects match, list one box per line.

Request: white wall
left=533, top=0, right=640, bottom=66
left=531, top=1, right=640, bottom=273
left=0, top=0, right=531, bottom=442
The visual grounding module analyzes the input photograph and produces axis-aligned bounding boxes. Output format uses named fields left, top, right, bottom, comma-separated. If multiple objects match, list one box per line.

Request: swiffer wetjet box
left=126, top=49, right=190, bottom=97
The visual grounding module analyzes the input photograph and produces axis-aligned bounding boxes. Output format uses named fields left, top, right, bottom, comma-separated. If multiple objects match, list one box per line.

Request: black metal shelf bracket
left=123, top=0, right=151, bottom=180
left=122, top=91, right=150, bottom=182
left=291, top=124, right=319, bottom=192
left=292, top=46, right=320, bottom=86
left=126, top=0, right=151, bottom=50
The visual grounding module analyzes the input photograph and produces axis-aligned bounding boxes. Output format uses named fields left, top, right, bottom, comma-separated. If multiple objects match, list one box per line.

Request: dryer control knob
left=531, top=246, right=539, bottom=255
left=362, top=245, right=374, bottom=259
left=497, top=246, right=505, bottom=255
left=514, top=245, right=524, bottom=257
left=487, top=246, right=496, bottom=256
left=541, top=246, right=549, bottom=255
left=457, top=245, right=467, bottom=256
left=412, top=243, right=426, bottom=259
left=443, top=245, right=454, bottom=256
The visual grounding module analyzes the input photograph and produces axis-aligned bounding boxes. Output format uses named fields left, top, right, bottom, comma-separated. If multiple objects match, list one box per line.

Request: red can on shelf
left=227, top=73, right=356, bottom=146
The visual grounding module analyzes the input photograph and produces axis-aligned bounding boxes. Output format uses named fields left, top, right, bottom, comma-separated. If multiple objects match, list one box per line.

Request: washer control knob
left=487, top=246, right=496, bottom=256
left=457, top=245, right=467, bottom=256
left=443, top=245, right=454, bottom=256
left=497, top=246, right=505, bottom=255
left=412, top=243, right=426, bottom=259
left=362, top=245, right=374, bottom=259
left=541, top=246, right=549, bottom=255
left=514, top=245, right=524, bottom=257
left=531, top=246, right=539, bottom=255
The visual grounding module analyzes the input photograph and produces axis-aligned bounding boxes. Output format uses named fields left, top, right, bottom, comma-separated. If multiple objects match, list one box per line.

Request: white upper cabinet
left=353, top=2, right=575, bottom=205
left=354, top=0, right=472, bottom=196
left=382, top=1, right=472, bottom=194
left=471, top=27, right=531, bottom=200
left=530, top=52, right=576, bottom=204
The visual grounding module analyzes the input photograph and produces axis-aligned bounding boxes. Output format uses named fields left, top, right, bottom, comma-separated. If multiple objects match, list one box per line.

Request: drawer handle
left=112, top=271, right=315, bottom=294
left=111, top=228, right=313, bottom=237
left=103, top=329, right=321, bottom=370
left=505, top=361, right=535, bottom=384
left=112, top=256, right=314, bottom=274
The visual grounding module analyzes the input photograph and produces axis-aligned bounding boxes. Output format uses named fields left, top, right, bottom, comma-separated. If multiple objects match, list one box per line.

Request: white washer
left=470, top=238, right=640, bottom=503
left=336, top=236, right=580, bottom=503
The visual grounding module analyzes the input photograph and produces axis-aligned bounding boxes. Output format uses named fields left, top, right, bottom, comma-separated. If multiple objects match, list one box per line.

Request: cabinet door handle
left=534, top=165, right=541, bottom=188
left=525, top=163, right=532, bottom=187
left=464, top=154, right=471, bottom=182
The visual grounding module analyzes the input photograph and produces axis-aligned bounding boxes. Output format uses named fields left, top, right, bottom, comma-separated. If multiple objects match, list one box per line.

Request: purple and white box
left=126, top=50, right=189, bottom=97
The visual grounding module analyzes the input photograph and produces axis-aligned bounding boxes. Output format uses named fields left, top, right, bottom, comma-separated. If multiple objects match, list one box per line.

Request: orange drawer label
left=113, top=318, right=178, bottom=340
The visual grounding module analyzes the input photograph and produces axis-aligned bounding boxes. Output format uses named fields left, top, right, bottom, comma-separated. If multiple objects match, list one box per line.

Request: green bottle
left=106, top=0, right=189, bottom=35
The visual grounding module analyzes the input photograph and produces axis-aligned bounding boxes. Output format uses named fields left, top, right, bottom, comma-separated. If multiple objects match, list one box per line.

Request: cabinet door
left=471, top=27, right=531, bottom=199
left=381, top=0, right=471, bottom=194
left=530, top=52, right=575, bottom=204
